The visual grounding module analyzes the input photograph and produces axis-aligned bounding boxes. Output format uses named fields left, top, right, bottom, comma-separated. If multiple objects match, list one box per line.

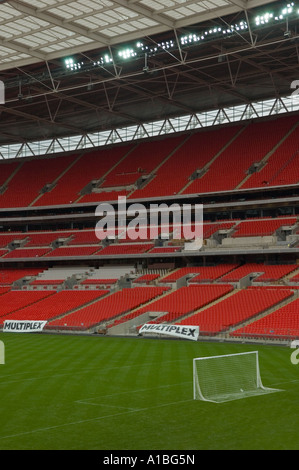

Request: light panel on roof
left=255, top=2, right=296, bottom=25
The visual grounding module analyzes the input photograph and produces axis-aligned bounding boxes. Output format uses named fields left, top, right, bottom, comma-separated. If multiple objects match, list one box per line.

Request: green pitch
left=0, top=332, right=298, bottom=450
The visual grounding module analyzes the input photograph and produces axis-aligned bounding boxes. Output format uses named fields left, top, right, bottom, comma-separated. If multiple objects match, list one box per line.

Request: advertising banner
left=3, top=320, right=47, bottom=333
left=139, top=323, right=199, bottom=341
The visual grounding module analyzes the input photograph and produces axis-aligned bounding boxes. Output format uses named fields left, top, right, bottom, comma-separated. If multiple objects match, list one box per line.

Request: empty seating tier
left=231, top=218, right=296, bottom=238
left=0, top=154, right=75, bottom=208
left=0, top=290, right=55, bottom=321
left=0, top=290, right=108, bottom=325
left=231, top=297, right=299, bottom=340
left=220, top=263, right=298, bottom=282
left=130, top=126, right=240, bottom=199
left=160, top=264, right=239, bottom=283
left=178, top=287, right=293, bottom=335
left=0, top=115, right=297, bottom=209
left=183, top=116, right=298, bottom=195
left=0, top=268, right=43, bottom=285
left=33, top=146, right=132, bottom=207
left=113, top=284, right=233, bottom=328
left=47, top=286, right=168, bottom=330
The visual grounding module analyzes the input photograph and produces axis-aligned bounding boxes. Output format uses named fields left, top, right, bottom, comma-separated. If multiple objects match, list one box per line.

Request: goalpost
left=193, top=351, right=282, bottom=403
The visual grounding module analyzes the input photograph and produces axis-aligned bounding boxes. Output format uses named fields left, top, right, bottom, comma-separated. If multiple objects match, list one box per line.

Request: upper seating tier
left=0, top=114, right=297, bottom=209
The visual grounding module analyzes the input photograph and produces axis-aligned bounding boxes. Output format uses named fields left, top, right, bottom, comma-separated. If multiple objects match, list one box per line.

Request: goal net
left=193, top=351, right=282, bottom=403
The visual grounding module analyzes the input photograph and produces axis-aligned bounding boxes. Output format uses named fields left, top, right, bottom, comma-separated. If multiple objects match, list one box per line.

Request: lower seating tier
left=47, top=286, right=168, bottom=330
left=231, top=297, right=299, bottom=339
left=0, top=266, right=298, bottom=340
left=177, top=287, right=293, bottom=335
left=108, top=284, right=234, bottom=328
left=0, top=290, right=109, bottom=325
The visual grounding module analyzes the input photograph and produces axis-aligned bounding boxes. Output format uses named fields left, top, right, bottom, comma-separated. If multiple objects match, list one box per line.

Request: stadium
left=0, top=0, right=299, bottom=452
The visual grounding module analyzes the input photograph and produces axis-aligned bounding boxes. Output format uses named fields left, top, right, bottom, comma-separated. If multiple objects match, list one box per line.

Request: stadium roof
left=0, top=0, right=278, bottom=69
left=0, top=0, right=298, bottom=149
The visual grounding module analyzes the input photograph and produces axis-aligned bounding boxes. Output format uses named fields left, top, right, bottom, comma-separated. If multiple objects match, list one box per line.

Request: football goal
left=193, top=351, right=282, bottom=403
